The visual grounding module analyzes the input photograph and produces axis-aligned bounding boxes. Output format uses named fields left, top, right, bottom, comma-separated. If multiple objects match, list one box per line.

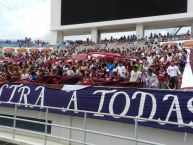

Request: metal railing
left=0, top=101, right=192, bottom=145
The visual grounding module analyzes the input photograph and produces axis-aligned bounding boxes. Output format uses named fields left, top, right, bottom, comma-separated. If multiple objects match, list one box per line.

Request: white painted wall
left=51, top=0, right=61, bottom=28
left=91, top=28, right=100, bottom=43
left=136, top=24, right=144, bottom=38
left=50, top=31, right=63, bottom=45
left=188, top=0, right=193, bottom=13
left=191, top=23, right=193, bottom=34
left=0, top=107, right=193, bottom=145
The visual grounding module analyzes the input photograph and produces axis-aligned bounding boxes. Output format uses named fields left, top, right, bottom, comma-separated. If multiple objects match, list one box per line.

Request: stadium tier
left=1, top=0, right=193, bottom=145
left=0, top=34, right=193, bottom=90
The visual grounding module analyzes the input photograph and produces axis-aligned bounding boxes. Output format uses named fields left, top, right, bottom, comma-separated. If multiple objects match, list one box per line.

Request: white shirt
left=146, top=73, right=159, bottom=88
left=159, top=57, right=165, bottom=62
left=167, top=55, right=173, bottom=62
left=143, top=62, right=149, bottom=71
left=130, top=70, right=141, bottom=82
left=167, top=66, right=181, bottom=77
left=116, top=66, right=126, bottom=78
left=147, top=56, right=153, bottom=66
left=67, top=69, right=75, bottom=76
left=178, top=45, right=183, bottom=51
left=21, top=73, right=30, bottom=80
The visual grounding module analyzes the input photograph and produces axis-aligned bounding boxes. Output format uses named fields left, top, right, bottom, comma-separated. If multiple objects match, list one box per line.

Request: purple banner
left=0, top=83, right=193, bottom=133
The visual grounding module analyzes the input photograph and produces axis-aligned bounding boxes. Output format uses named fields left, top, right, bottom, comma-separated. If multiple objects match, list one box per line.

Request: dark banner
left=0, top=83, right=193, bottom=133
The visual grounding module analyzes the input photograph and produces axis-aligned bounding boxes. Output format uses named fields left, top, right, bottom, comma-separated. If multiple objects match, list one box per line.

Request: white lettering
left=33, top=86, right=45, bottom=109
left=132, top=91, right=157, bottom=120
left=93, top=90, right=117, bottom=117
left=109, top=92, right=130, bottom=118
left=62, top=91, right=78, bottom=113
left=8, top=84, right=23, bottom=102
left=159, top=94, right=184, bottom=126
left=18, top=86, right=30, bottom=107
left=187, top=98, right=193, bottom=126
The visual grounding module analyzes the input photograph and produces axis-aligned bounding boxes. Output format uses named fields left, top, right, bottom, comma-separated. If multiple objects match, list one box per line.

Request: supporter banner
left=0, top=83, right=193, bottom=133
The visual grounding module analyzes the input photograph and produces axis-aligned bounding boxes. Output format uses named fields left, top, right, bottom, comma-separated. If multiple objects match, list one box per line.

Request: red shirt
left=83, top=78, right=93, bottom=85
left=91, top=72, right=98, bottom=80
left=158, top=71, right=167, bottom=83
left=162, top=61, right=170, bottom=69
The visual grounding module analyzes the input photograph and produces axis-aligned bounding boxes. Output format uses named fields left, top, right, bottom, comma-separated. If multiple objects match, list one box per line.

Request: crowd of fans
left=101, top=31, right=191, bottom=44
left=0, top=37, right=48, bottom=48
left=17, top=37, right=32, bottom=47
left=80, top=43, right=186, bottom=89
left=1, top=32, right=190, bottom=90
left=35, top=39, right=49, bottom=47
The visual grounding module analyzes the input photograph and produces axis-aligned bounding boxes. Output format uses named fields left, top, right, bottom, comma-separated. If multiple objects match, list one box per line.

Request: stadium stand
left=0, top=33, right=192, bottom=89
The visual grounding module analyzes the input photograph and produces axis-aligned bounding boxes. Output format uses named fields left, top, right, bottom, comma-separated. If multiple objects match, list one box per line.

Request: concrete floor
left=0, top=131, right=66, bottom=145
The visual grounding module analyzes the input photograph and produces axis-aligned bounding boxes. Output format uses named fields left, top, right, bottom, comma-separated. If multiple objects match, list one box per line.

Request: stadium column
left=91, top=28, right=100, bottom=43
left=191, top=22, right=193, bottom=36
left=50, top=31, right=63, bottom=45
left=136, top=23, right=144, bottom=38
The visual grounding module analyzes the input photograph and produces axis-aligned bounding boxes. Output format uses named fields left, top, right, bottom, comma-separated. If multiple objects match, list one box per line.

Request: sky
left=0, top=0, right=191, bottom=41
left=0, top=0, right=50, bottom=40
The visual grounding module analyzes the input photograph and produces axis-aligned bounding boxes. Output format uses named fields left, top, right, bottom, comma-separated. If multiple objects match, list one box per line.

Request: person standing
left=107, top=61, right=115, bottom=74
left=145, top=68, right=159, bottom=88
left=167, top=61, right=181, bottom=89
left=116, top=62, right=127, bottom=80
left=158, top=67, right=168, bottom=89
left=130, top=66, right=141, bottom=82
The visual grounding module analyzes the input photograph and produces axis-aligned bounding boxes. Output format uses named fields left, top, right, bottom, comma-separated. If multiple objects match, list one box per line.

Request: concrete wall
left=50, top=31, right=63, bottom=45
left=51, top=0, right=61, bottom=28
left=0, top=107, right=193, bottom=145
left=52, top=13, right=193, bottom=32
left=188, top=0, right=193, bottom=13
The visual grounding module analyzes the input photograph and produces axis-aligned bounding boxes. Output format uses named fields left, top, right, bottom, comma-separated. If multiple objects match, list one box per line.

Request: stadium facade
left=50, top=0, right=193, bottom=44
left=1, top=1, right=193, bottom=145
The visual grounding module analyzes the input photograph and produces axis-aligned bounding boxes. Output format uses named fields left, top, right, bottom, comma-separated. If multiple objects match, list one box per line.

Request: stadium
left=0, top=0, right=193, bottom=145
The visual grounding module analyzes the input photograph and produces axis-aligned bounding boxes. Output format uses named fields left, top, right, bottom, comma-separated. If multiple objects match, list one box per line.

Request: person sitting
left=66, top=66, right=75, bottom=76
left=90, top=67, right=99, bottom=84
left=82, top=73, right=93, bottom=85
left=111, top=69, right=119, bottom=82
left=140, top=68, right=147, bottom=83
left=105, top=72, right=111, bottom=81
left=107, top=61, right=115, bottom=74
left=11, top=68, right=21, bottom=82
left=135, top=59, right=142, bottom=72
left=21, top=70, right=30, bottom=80
left=31, top=71, right=38, bottom=81
left=0, top=71, right=6, bottom=82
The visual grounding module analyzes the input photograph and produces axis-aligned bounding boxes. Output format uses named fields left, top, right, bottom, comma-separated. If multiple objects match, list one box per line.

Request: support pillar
left=136, top=23, right=144, bottom=38
left=191, top=22, right=193, bottom=37
left=91, top=28, right=100, bottom=43
left=50, top=31, right=63, bottom=45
